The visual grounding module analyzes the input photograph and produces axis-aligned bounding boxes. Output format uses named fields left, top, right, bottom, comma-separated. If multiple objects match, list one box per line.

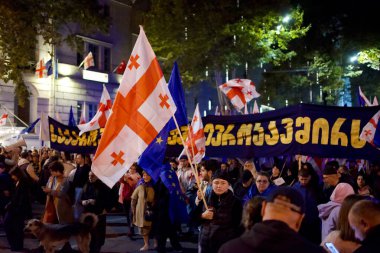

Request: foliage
left=0, top=0, right=109, bottom=106
left=143, top=0, right=309, bottom=86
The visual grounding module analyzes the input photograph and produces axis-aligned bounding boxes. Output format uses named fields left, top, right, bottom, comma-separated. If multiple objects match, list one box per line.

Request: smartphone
left=325, top=242, right=340, bottom=253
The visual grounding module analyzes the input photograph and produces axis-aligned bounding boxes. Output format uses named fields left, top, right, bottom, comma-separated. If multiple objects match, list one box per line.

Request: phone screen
left=325, top=242, right=340, bottom=253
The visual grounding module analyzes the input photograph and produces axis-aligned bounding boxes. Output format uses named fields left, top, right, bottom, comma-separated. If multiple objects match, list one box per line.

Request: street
left=0, top=203, right=197, bottom=253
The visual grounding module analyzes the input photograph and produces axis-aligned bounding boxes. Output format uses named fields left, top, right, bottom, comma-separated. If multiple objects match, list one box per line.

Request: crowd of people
left=1, top=145, right=380, bottom=253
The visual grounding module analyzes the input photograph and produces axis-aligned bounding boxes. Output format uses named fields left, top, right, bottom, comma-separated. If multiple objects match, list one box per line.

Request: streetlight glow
left=283, top=15, right=291, bottom=23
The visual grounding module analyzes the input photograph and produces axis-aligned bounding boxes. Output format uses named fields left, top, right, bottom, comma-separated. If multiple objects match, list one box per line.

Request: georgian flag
left=91, top=26, right=177, bottom=188
left=35, top=59, right=47, bottom=78
left=360, top=110, right=380, bottom=148
left=219, top=78, right=260, bottom=110
left=0, top=113, right=8, bottom=126
left=77, top=85, right=112, bottom=136
left=181, top=104, right=206, bottom=164
left=79, top=52, right=95, bottom=70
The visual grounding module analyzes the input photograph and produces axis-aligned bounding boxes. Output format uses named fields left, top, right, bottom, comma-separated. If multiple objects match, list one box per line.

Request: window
left=88, top=103, right=97, bottom=119
left=104, top=47, right=111, bottom=72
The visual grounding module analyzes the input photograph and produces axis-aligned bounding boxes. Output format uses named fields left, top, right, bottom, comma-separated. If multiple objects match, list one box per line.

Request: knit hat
left=266, top=186, right=305, bottom=214
left=212, top=171, right=231, bottom=184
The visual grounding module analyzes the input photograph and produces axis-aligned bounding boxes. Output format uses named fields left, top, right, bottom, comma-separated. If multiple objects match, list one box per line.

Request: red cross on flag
left=219, top=78, right=260, bottom=110
left=181, top=104, right=206, bottom=164
left=360, top=110, right=380, bottom=146
left=35, top=59, right=47, bottom=78
left=79, top=52, right=95, bottom=70
left=77, top=84, right=112, bottom=136
left=113, top=60, right=127, bottom=75
left=0, top=113, right=8, bottom=126
left=91, top=26, right=177, bottom=188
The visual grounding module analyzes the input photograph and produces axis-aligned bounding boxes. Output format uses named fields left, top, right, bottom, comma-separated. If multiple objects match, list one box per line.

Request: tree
left=143, top=0, right=309, bottom=86
left=0, top=0, right=109, bottom=106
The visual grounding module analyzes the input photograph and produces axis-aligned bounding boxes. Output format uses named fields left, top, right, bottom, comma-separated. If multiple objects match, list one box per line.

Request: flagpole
left=51, top=44, right=57, bottom=116
left=170, top=111, right=209, bottom=210
left=0, top=103, right=29, bottom=127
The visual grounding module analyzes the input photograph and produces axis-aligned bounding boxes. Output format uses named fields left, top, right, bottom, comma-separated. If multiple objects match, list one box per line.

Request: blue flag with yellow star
left=138, top=62, right=188, bottom=181
left=138, top=62, right=189, bottom=223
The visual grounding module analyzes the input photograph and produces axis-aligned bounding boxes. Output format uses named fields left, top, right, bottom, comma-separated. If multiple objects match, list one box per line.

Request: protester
left=197, top=172, right=242, bottom=253
left=243, top=171, right=276, bottom=204
left=0, top=162, right=13, bottom=224
left=219, top=186, right=325, bottom=253
left=321, top=195, right=365, bottom=253
left=293, top=167, right=323, bottom=244
left=241, top=196, right=265, bottom=232
left=118, top=163, right=141, bottom=238
left=131, top=171, right=155, bottom=251
left=348, top=200, right=380, bottom=253
left=243, top=160, right=257, bottom=180
left=228, top=158, right=243, bottom=185
left=72, top=153, right=91, bottom=221
left=82, top=171, right=111, bottom=253
left=3, top=166, right=31, bottom=252
left=41, top=161, right=73, bottom=224
left=318, top=182, right=355, bottom=240
left=356, top=174, right=372, bottom=197
left=233, top=170, right=254, bottom=202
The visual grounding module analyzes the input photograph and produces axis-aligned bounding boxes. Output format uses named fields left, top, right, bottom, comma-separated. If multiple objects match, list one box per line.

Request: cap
left=323, top=161, right=338, bottom=175
left=212, top=171, right=231, bottom=184
left=266, top=186, right=305, bottom=214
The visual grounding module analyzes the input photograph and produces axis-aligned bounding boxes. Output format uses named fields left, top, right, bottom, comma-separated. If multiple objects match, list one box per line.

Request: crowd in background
left=1, top=145, right=380, bottom=253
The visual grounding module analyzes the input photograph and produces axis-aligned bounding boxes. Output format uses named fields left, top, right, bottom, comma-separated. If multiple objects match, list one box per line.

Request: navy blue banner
left=48, top=117, right=102, bottom=153
left=166, top=104, right=380, bottom=160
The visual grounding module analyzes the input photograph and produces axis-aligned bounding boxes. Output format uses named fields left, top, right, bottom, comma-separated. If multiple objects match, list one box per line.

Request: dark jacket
left=353, top=224, right=380, bottom=253
left=219, top=220, right=326, bottom=253
left=198, top=190, right=243, bottom=253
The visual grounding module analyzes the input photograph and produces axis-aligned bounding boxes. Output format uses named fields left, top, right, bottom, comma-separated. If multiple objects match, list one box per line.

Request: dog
left=24, top=213, right=98, bottom=253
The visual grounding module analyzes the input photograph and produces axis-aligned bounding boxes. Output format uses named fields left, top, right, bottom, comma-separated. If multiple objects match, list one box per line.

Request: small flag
left=79, top=52, right=95, bottom=70
left=45, top=59, right=53, bottom=76
left=91, top=26, right=177, bottom=188
left=77, top=85, right=112, bottom=136
left=113, top=60, right=127, bottom=75
left=360, top=110, right=380, bottom=147
left=79, top=102, right=87, bottom=124
left=253, top=100, right=260, bottom=114
left=35, top=59, right=47, bottom=78
left=358, top=86, right=372, bottom=107
left=219, top=78, right=260, bottom=110
left=39, top=112, right=49, bottom=142
left=68, top=106, right=76, bottom=127
left=182, top=104, right=206, bottom=164
left=19, top=118, right=40, bottom=135
left=0, top=113, right=8, bottom=126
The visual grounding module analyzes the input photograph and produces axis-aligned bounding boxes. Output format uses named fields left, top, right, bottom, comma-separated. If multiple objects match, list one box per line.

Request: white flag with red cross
left=181, top=104, right=206, bottom=164
left=219, top=78, right=260, bottom=110
left=91, top=26, right=177, bottom=188
left=35, top=59, right=47, bottom=78
left=0, top=113, right=8, bottom=126
left=77, top=84, right=112, bottom=136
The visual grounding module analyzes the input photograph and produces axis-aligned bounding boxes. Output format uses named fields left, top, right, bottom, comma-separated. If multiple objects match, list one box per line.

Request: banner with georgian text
left=166, top=104, right=380, bottom=160
left=48, top=117, right=102, bottom=153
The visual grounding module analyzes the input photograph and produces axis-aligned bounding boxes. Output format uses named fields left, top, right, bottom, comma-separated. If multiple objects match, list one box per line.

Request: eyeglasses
left=256, top=180, right=268, bottom=183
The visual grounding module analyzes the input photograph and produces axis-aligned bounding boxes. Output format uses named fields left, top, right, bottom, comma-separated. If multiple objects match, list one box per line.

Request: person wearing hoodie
left=318, top=182, right=355, bottom=240
left=218, top=186, right=325, bottom=253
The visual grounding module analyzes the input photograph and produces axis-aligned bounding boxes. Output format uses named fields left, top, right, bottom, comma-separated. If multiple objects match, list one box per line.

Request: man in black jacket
left=348, top=200, right=380, bottom=253
left=219, top=186, right=325, bottom=253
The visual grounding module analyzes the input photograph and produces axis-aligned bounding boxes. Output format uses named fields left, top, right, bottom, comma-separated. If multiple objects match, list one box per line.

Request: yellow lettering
left=71, top=131, right=79, bottom=146
left=265, top=121, right=279, bottom=145
left=351, top=119, right=366, bottom=148
left=312, top=118, right=329, bottom=144
left=237, top=124, right=252, bottom=145
left=280, top=118, right=293, bottom=144
left=50, top=124, right=57, bottom=142
left=295, top=117, right=311, bottom=144
left=211, top=125, right=224, bottom=146
left=88, top=130, right=99, bottom=146
left=331, top=118, right=348, bottom=146
left=57, top=128, right=66, bottom=144
left=252, top=123, right=264, bottom=146
left=222, top=124, right=236, bottom=146
left=204, top=124, right=215, bottom=146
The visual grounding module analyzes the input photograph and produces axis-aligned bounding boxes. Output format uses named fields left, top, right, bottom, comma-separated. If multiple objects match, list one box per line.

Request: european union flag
left=138, top=62, right=188, bottom=180
left=138, top=62, right=189, bottom=223
left=68, top=106, right=76, bottom=127
left=19, top=118, right=40, bottom=135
